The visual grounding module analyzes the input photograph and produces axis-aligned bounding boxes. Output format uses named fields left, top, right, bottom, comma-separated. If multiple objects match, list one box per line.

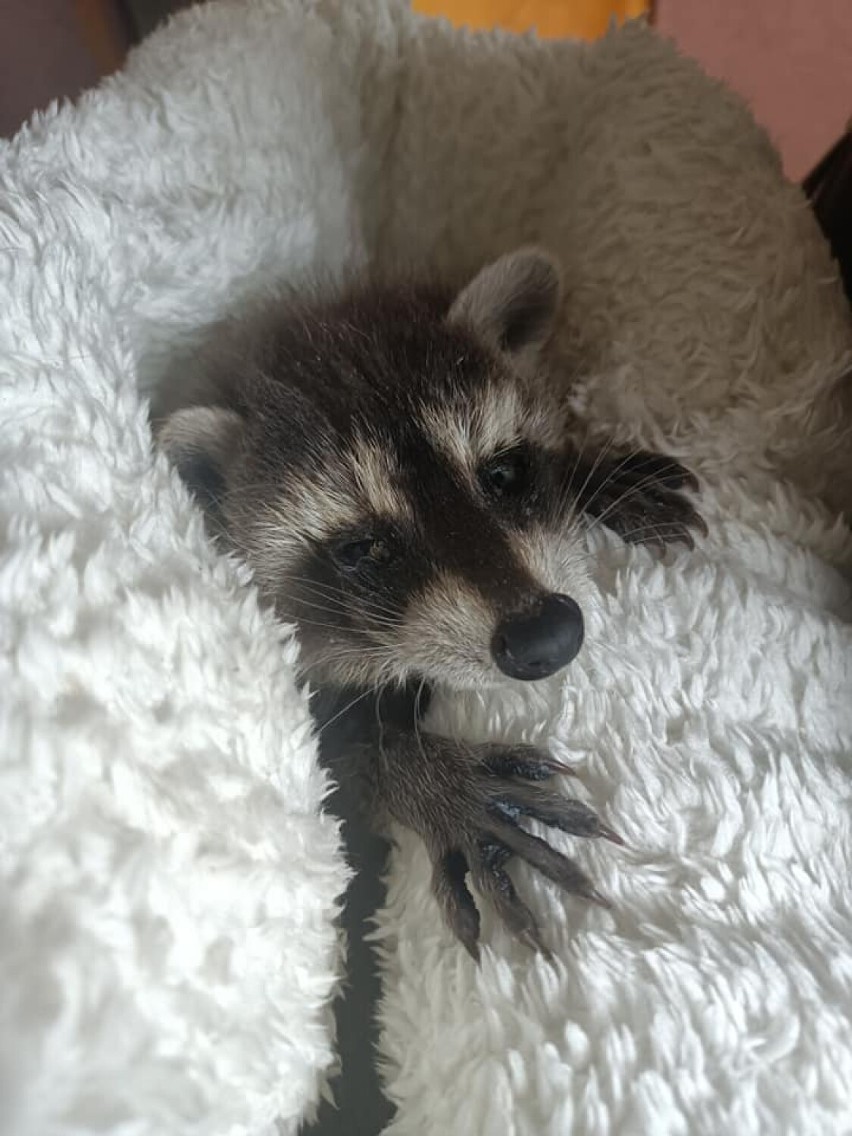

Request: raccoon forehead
left=274, top=433, right=410, bottom=533
left=348, top=435, right=411, bottom=520
left=418, top=383, right=562, bottom=470
left=243, top=437, right=410, bottom=579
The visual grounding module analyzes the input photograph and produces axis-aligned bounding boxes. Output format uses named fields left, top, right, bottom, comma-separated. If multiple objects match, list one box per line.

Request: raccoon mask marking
left=157, top=249, right=590, bottom=692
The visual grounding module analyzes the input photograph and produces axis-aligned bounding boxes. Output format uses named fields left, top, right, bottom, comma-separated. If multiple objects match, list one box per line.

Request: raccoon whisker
left=375, top=692, right=390, bottom=770
left=584, top=474, right=699, bottom=535
left=547, top=441, right=586, bottom=526
left=297, top=589, right=402, bottom=624
left=301, top=635, right=392, bottom=656
left=373, top=671, right=418, bottom=753
left=292, top=601, right=399, bottom=632
left=285, top=584, right=358, bottom=612
left=589, top=461, right=694, bottom=505
left=285, top=575, right=402, bottom=615
left=289, top=594, right=403, bottom=631
left=285, top=581, right=404, bottom=627
left=358, top=605, right=406, bottom=626
left=314, top=641, right=395, bottom=661
left=286, top=596, right=351, bottom=618
left=335, top=658, right=396, bottom=693
left=577, top=447, right=645, bottom=515
left=314, top=686, right=377, bottom=739
left=563, top=440, right=645, bottom=518
left=288, top=589, right=388, bottom=619
left=607, top=524, right=688, bottom=543
left=556, top=433, right=625, bottom=519
left=297, top=609, right=403, bottom=636
left=558, top=428, right=593, bottom=517
left=341, top=606, right=403, bottom=629
left=412, top=677, right=429, bottom=767
left=312, top=654, right=397, bottom=689
left=550, top=424, right=596, bottom=518
left=284, top=574, right=350, bottom=593
left=599, top=518, right=698, bottom=545
left=569, top=432, right=622, bottom=504
left=582, top=466, right=695, bottom=537
left=602, top=454, right=689, bottom=477
left=582, top=449, right=697, bottom=518
left=286, top=615, right=356, bottom=634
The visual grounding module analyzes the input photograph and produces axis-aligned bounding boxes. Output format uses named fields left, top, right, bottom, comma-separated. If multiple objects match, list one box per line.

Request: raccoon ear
left=155, top=406, right=244, bottom=516
left=448, top=247, right=562, bottom=367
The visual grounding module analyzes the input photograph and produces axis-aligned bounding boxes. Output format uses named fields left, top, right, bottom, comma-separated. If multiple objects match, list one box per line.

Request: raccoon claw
left=379, top=732, right=618, bottom=956
left=471, top=839, right=550, bottom=958
left=433, top=849, right=481, bottom=962
left=386, top=740, right=618, bottom=957
left=596, top=821, right=627, bottom=847
left=482, top=745, right=578, bottom=782
left=576, top=448, right=705, bottom=551
left=488, top=782, right=605, bottom=839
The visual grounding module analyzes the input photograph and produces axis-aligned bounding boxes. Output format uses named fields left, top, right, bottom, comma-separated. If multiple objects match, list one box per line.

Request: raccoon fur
left=155, top=248, right=704, bottom=958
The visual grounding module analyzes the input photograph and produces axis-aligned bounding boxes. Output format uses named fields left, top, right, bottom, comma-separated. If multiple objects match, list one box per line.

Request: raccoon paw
left=576, top=449, right=707, bottom=552
left=384, top=740, right=620, bottom=961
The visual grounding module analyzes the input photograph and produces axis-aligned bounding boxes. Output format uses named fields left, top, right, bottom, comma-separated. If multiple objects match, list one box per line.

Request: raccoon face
left=158, top=248, right=590, bottom=691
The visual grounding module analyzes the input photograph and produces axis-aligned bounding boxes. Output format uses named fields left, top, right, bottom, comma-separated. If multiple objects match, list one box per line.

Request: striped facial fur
left=157, top=248, right=591, bottom=690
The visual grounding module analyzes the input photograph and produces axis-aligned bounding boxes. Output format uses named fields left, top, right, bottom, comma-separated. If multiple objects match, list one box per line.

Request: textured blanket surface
left=1, top=2, right=851, bottom=1135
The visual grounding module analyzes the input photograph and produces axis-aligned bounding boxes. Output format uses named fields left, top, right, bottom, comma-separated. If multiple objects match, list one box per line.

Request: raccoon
left=156, top=248, right=703, bottom=958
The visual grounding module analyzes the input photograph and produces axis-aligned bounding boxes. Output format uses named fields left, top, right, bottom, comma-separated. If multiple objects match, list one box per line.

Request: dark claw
left=596, top=822, right=627, bottom=847
left=432, top=849, right=480, bottom=962
left=473, top=840, right=551, bottom=957
left=577, top=446, right=705, bottom=551
left=646, top=527, right=694, bottom=553
left=494, top=823, right=600, bottom=903
left=643, top=535, right=668, bottom=558
left=678, top=469, right=700, bottom=494
left=588, top=888, right=613, bottom=909
left=544, top=756, right=579, bottom=777
left=483, top=747, right=578, bottom=782
left=489, top=787, right=603, bottom=841
left=607, top=505, right=703, bottom=553
left=390, top=734, right=618, bottom=957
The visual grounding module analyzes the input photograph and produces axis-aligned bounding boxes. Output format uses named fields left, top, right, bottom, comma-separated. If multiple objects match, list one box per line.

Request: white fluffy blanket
left=2, top=2, right=851, bottom=1134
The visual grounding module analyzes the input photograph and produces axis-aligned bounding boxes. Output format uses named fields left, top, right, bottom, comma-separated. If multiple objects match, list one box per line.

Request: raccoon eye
left=332, top=537, right=390, bottom=572
left=479, top=449, right=529, bottom=500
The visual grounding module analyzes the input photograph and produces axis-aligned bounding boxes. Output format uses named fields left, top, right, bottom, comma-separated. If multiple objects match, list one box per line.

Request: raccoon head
left=158, top=248, right=590, bottom=691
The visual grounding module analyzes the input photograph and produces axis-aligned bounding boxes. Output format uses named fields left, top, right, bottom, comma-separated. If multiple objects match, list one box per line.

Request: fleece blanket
left=1, top=1, right=851, bottom=1133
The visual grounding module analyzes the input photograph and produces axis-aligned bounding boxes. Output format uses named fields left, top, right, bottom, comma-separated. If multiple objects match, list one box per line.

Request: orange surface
left=412, top=0, right=650, bottom=40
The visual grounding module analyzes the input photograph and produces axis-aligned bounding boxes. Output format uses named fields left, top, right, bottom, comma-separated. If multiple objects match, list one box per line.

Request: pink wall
left=656, top=0, right=852, bottom=181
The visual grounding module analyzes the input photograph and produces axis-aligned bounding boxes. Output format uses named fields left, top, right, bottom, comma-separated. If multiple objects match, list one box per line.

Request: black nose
left=491, top=594, right=584, bottom=681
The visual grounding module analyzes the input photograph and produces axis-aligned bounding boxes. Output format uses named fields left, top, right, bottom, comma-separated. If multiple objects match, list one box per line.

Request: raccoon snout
left=491, top=594, right=584, bottom=681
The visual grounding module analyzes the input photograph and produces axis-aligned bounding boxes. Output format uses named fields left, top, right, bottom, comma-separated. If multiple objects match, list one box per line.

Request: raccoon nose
left=491, top=594, right=584, bottom=681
